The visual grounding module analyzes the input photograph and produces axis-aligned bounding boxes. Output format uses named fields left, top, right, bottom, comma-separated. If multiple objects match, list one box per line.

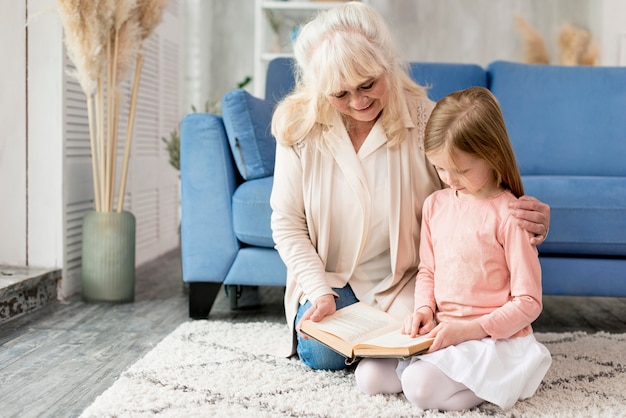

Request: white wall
left=184, top=0, right=215, bottom=113
left=184, top=0, right=256, bottom=110
left=0, top=2, right=27, bottom=265
left=28, top=0, right=66, bottom=272
left=370, top=0, right=595, bottom=66
left=598, top=0, right=626, bottom=65
left=185, top=0, right=623, bottom=109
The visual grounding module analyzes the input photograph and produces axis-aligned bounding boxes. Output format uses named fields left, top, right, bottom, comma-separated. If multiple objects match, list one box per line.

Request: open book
left=300, top=302, right=433, bottom=363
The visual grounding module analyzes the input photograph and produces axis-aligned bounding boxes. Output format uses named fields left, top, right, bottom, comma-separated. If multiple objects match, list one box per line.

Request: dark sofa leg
left=225, top=285, right=242, bottom=310
left=189, top=282, right=221, bottom=319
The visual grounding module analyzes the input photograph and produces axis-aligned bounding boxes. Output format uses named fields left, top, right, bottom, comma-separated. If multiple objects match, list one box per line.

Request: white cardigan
left=270, top=96, right=441, bottom=355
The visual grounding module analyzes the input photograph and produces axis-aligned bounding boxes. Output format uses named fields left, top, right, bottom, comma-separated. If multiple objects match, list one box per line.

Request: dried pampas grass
left=514, top=16, right=550, bottom=65
left=57, top=0, right=167, bottom=212
left=137, top=0, right=168, bottom=40
left=558, top=22, right=600, bottom=66
left=514, top=16, right=600, bottom=67
left=57, top=0, right=102, bottom=95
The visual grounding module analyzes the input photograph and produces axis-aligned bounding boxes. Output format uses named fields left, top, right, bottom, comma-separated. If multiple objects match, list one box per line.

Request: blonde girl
left=355, top=87, right=552, bottom=411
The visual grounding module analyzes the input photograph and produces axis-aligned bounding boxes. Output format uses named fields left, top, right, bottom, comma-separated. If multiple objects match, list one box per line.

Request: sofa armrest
left=180, top=113, right=240, bottom=284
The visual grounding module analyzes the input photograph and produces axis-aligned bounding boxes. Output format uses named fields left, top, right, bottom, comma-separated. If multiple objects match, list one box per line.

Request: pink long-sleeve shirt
left=414, top=188, right=543, bottom=339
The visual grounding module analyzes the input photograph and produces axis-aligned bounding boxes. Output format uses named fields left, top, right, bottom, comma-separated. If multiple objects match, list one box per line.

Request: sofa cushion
left=523, top=176, right=626, bottom=256
left=222, top=89, right=276, bottom=180
left=409, top=62, right=488, bottom=101
left=232, top=176, right=275, bottom=248
left=488, top=61, right=626, bottom=177
left=225, top=247, right=287, bottom=287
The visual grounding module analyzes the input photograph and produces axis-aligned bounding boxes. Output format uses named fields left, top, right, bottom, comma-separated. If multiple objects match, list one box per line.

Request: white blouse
left=326, top=121, right=391, bottom=305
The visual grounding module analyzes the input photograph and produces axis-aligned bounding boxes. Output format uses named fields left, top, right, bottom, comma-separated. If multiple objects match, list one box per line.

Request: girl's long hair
left=271, top=2, right=427, bottom=148
left=424, top=87, right=524, bottom=197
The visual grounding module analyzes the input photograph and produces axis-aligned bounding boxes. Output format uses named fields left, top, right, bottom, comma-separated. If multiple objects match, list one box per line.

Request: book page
left=359, top=329, right=431, bottom=349
left=311, top=303, right=399, bottom=344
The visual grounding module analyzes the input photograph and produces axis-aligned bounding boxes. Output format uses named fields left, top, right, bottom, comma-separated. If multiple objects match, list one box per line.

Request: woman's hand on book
left=401, top=306, right=435, bottom=338
left=296, top=294, right=337, bottom=339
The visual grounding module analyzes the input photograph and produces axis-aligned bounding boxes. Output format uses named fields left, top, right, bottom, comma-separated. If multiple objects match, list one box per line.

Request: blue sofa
left=180, top=58, right=626, bottom=318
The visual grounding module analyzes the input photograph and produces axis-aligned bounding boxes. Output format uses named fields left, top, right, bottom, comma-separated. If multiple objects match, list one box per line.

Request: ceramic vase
left=81, top=210, right=136, bottom=303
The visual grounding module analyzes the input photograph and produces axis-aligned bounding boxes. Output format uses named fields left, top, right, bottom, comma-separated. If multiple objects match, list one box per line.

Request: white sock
left=355, top=358, right=402, bottom=395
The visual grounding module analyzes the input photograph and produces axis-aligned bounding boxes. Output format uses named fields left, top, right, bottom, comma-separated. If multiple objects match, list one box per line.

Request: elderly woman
left=270, top=2, right=550, bottom=371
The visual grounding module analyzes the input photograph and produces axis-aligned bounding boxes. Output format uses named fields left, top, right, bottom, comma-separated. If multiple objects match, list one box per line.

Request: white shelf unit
left=253, top=1, right=357, bottom=97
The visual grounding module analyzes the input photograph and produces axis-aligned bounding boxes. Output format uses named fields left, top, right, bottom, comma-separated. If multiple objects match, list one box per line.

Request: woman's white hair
left=272, top=1, right=427, bottom=147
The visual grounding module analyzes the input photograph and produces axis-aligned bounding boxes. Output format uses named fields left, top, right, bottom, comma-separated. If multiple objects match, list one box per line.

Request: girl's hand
left=401, top=306, right=435, bottom=338
left=425, top=320, right=488, bottom=353
left=295, top=294, right=336, bottom=339
left=510, top=195, right=551, bottom=245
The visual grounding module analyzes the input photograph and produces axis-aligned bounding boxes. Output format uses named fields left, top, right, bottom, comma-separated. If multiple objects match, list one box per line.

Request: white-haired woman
left=270, top=1, right=550, bottom=371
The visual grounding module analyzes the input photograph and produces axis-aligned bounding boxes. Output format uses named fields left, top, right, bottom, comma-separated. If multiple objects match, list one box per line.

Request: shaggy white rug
left=80, top=321, right=626, bottom=417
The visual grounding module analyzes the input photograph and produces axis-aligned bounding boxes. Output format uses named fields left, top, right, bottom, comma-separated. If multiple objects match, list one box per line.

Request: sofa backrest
left=408, top=62, right=487, bottom=101
left=265, top=58, right=297, bottom=104
left=264, top=59, right=626, bottom=177
left=265, top=58, right=487, bottom=104
left=488, top=61, right=626, bottom=177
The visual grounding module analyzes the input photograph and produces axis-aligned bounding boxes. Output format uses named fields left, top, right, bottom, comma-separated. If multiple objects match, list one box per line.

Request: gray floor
left=0, top=248, right=625, bottom=418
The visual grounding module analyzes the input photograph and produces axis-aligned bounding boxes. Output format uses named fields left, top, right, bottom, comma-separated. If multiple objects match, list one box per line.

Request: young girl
left=355, top=86, right=552, bottom=411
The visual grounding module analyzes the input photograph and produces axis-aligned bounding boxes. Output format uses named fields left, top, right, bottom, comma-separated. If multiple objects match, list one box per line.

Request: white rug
left=80, top=321, right=626, bottom=417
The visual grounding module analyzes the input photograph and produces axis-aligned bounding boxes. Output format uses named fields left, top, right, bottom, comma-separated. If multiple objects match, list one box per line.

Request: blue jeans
left=295, top=285, right=359, bottom=370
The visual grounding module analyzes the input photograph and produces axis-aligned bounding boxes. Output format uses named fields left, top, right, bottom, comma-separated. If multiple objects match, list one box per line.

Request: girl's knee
left=400, top=362, right=482, bottom=411
left=355, top=359, right=380, bottom=395
left=400, top=363, right=435, bottom=408
left=355, top=358, right=401, bottom=395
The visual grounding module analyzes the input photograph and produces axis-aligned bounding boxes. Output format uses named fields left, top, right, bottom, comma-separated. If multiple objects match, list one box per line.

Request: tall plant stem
left=87, top=96, right=101, bottom=212
left=105, top=36, right=113, bottom=211
left=110, top=92, right=121, bottom=211
left=117, top=53, right=144, bottom=213
left=97, top=77, right=106, bottom=212
left=109, top=28, right=121, bottom=212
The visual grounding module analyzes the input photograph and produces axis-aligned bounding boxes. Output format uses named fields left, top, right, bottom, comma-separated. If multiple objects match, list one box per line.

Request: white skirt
left=397, top=334, right=552, bottom=410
